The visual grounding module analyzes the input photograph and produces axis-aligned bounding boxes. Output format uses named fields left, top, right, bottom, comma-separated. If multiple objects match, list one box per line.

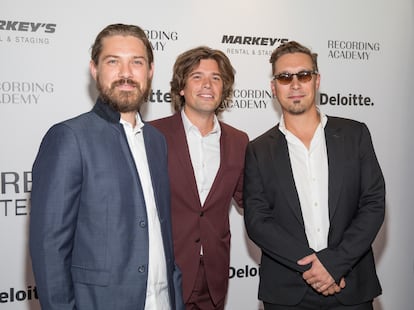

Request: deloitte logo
left=0, top=286, right=38, bottom=303
left=229, top=264, right=259, bottom=279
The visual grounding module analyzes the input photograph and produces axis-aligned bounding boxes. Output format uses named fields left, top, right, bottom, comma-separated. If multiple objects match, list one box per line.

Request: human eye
left=106, top=57, right=118, bottom=65
left=132, top=58, right=145, bottom=65
left=274, top=72, right=292, bottom=83
left=297, top=71, right=313, bottom=77
left=190, top=73, right=202, bottom=80
left=212, top=74, right=222, bottom=81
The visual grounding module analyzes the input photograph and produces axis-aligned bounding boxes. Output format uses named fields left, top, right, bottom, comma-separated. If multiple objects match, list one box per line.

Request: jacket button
left=138, top=265, right=146, bottom=273
left=195, top=238, right=200, bottom=243
left=200, top=211, right=204, bottom=217
left=139, top=220, right=146, bottom=228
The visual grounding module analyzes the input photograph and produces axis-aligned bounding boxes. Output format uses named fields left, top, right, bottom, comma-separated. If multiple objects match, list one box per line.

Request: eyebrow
left=101, top=55, right=147, bottom=61
left=189, top=71, right=222, bottom=77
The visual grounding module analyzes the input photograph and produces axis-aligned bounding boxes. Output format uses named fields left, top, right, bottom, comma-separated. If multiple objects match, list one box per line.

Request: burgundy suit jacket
left=151, top=112, right=249, bottom=304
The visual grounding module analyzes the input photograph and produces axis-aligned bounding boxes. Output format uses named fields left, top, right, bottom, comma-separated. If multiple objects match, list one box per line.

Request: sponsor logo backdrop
left=1, top=0, right=413, bottom=309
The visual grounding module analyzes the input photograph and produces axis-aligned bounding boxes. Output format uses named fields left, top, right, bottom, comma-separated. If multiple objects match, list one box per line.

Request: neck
left=121, top=111, right=137, bottom=127
left=283, top=109, right=320, bottom=149
left=183, top=108, right=216, bottom=136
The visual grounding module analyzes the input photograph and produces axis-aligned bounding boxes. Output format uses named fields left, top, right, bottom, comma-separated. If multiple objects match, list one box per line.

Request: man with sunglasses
left=244, top=41, right=385, bottom=309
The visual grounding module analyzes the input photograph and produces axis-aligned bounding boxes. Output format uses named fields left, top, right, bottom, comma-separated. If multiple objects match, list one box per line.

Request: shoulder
left=219, top=121, right=249, bottom=142
left=143, top=121, right=167, bottom=140
left=326, top=115, right=370, bottom=134
left=42, top=111, right=95, bottom=138
left=249, top=125, right=280, bottom=147
left=150, top=114, right=177, bottom=127
left=148, top=113, right=182, bottom=134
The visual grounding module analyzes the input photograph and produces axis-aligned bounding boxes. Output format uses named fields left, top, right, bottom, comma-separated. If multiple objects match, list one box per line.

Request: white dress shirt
left=181, top=110, right=221, bottom=206
left=121, top=114, right=170, bottom=310
left=181, top=110, right=221, bottom=256
left=279, top=112, right=330, bottom=251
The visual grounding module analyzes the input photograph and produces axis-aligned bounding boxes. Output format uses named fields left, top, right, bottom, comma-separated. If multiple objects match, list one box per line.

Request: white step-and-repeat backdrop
left=1, top=0, right=413, bottom=309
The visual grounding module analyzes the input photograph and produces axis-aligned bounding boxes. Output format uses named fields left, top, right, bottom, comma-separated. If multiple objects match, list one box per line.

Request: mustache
left=111, top=79, right=139, bottom=88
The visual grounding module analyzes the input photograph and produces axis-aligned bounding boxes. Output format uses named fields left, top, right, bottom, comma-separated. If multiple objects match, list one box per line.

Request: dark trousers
left=263, top=288, right=373, bottom=310
left=185, top=257, right=225, bottom=310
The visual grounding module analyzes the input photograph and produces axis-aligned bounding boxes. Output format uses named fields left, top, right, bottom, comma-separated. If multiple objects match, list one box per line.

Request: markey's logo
left=222, top=35, right=288, bottom=46
left=221, top=34, right=289, bottom=57
left=0, top=20, right=56, bottom=33
left=0, top=20, right=56, bottom=45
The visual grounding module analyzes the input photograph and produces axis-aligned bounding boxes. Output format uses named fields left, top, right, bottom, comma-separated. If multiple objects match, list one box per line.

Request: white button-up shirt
left=279, top=112, right=330, bottom=251
left=181, top=109, right=221, bottom=206
left=121, top=114, right=170, bottom=310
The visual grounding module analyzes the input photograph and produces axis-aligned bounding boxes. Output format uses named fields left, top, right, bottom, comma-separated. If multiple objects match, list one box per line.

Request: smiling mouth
left=199, top=94, right=214, bottom=99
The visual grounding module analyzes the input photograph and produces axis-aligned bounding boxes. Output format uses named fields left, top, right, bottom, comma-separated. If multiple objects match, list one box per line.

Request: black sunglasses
left=273, top=70, right=318, bottom=85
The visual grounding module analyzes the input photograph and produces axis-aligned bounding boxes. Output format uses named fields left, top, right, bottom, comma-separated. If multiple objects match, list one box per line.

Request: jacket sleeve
left=232, top=132, right=249, bottom=208
left=29, top=124, right=81, bottom=310
left=243, top=142, right=314, bottom=272
left=317, top=123, right=385, bottom=282
left=173, top=263, right=185, bottom=310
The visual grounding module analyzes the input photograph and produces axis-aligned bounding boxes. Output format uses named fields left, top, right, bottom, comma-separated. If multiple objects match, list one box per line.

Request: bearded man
left=29, top=23, right=184, bottom=310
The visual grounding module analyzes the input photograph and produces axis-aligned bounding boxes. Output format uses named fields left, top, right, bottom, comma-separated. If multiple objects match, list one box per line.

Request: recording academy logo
left=144, top=29, right=179, bottom=52
left=221, top=88, right=272, bottom=110
left=221, top=34, right=289, bottom=57
left=0, top=20, right=56, bottom=45
left=327, top=39, right=380, bottom=60
left=0, top=81, right=54, bottom=105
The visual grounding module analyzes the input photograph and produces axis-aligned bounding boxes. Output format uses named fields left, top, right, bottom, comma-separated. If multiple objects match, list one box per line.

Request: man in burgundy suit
left=151, top=46, right=249, bottom=310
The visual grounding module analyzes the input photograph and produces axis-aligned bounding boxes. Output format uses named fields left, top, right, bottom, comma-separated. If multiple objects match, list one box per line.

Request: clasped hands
left=297, top=253, right=346, bottom=296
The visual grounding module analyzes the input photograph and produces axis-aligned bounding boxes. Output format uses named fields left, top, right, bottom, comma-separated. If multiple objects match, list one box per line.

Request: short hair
left=269, top=41, right=318, bottom=74
left=90, top=23, right=153, bottom=66
left=170, top=46, right=235, bottom=114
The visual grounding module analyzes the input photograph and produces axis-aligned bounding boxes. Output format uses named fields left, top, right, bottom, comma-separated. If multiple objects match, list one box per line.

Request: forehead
left=275, top=52, right=313, bottom=72
left=100, top=35, right=147, bottom=59
left=190, top=58, right=220, bottom=73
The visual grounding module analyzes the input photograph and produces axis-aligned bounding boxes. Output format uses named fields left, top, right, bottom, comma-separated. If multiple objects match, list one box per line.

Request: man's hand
left=297, top=253, right=339, bottom=294
left=321, top=278, right=346, bottom=296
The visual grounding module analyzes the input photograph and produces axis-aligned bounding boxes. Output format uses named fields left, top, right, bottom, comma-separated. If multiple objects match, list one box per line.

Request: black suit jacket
left=244, top=116, right=385, bottom=306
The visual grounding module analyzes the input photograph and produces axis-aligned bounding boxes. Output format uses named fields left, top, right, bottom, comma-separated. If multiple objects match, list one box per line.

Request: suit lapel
left=170, top=114, right=202, bottom=207
left=203, top=122, right=227, bottom=208
left=270, top=128, right=304, bottom=225
left=325, top=118, right=345, bottom=220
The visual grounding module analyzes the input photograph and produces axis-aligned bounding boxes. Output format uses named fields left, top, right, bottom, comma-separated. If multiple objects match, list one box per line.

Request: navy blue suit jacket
left=244, top=116, right=385, bottom=306
left=30, top=99, right=184, bottom=310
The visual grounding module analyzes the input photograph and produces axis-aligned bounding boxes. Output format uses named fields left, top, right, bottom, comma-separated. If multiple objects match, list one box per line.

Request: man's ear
left=89, top=60, right=97, bottom=81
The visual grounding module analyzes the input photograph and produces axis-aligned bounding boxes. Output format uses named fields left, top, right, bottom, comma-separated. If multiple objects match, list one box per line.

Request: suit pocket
left=71, top=265, right=110, bottom=286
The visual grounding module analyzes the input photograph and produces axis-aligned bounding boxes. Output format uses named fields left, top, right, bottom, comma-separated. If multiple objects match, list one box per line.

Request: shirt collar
left=181, top=109, right=221, bottom=136
left=279, top=109, right=327, bottom=135
left=119, top=113, right=145, bottom=134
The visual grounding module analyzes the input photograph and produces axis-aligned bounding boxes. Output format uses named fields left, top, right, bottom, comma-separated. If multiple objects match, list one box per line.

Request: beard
left=97, top=76, right=152, bottom=113
left=287, top=100, right=307, bottom=115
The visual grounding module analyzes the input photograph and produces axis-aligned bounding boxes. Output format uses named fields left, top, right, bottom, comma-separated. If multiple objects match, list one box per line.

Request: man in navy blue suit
left=244, top=41, right=385, bottom=309
left=29, top=23, right=183, bottom=310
